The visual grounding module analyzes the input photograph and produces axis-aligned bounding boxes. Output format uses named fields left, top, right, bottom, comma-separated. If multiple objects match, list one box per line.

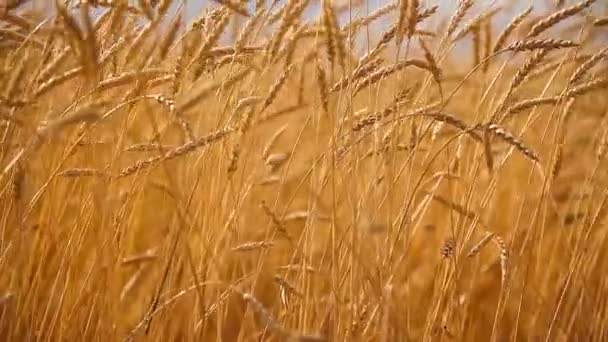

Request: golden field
left=0, top=0, right=607, bottom=341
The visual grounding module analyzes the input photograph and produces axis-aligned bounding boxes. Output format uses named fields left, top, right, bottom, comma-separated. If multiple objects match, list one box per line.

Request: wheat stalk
left=568, top=47, right=608, bottom=85
left=485, top=123, right=539, bottom=163
left=445, top=0, right=474, bottom=38
left=232, top=241, right=274, bottom=252
left=261, top=64, right=294, bottom=112
left=493, top=235, right=509, bottom=287
left=492, top=5, right=533, bottom=53
left=467, top=232, right=496, bottom=257
left=526, top=0, right=595, bottom=38
left=505, top=38, right=578, bottom=52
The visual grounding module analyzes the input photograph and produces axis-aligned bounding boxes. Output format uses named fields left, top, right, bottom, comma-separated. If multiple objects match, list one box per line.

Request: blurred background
left=12, top=0, right=608, bottom=25
left=8, top=0, right=607, bottom=58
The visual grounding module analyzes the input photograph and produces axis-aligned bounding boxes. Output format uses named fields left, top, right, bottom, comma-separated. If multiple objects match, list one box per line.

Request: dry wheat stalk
left=471, top=23, right=481, bottom=67
left=279, top=25, right=308, bottom=67
left=491, top=48, right=550, bottom=122
left=120, top=265, right=146, bottom=302
left=406, top=0, right=419, bottom=39
left=505, top=39, right=578, bottom=52
left=566, top=77, right=608, bottom=97
left=235, top=9, right=266, bottom=51
left=448, top=136, right=464, bottom=174
left=418, top=38, right=442, bottom=84
left=414, top=29, right=436, bottom=37
left=121, top=247, right=159, bottom=266
left=493, top=235, right=509, bottom=287
left=261, top=64, right=294, bottom=112
left=510, top=48, right=549, bottom=91
left=492, top=5, right=533, bottom=53
left=94, top=69, right=170, bottom=92
left=262, top=124, right=289, bottom=160
left=526, top=0, right=595, bottom=38
left=316, top=62, right=329, bottom=116
left=266, top=0, right=308, bottom=61
left=228, top=104, right=255, bottom=173
left=568, top=47, right=608, bottom=85
left=258, top=174, right=281, bottom=185
left=265, top=153, right=290, bottom=172
left=277, top=264, right=318, bottom=274
left=204, top=46, right=263, bottom=57
left=144, top=94, right=176, bottom=112
left=4, top=53, right=25, bottom=100
left=422, top=112, right=481, bottom=141
left=426, top=191, right=479, bottom=222
left=55, top=1, right=88, bottom=67
left=485, top=123, right=539, bottom=162
left=35, top=47, right=72, bottom=84
left=177, top=68, right=251, bottom=113
left=10, top=162, right=24, bottom=201
left=232, top=241, right=274, bottom=252
left=453, top=8, right=499, bottom=42
left=358, top=24, right=396, bottom=67
left=58, top=168, right=106, bottom=177
left=124, top=21, right=157, bottom=65
left=157, top=14, right=181, bottom=61
left=483, top=129, right=494, bottom=172
left=396, top=0, right=408, bottom=44
left=125, top=143, right=179, bottom=152
left=505, top=96, right=560, bottom=116
left=482, top=17, right=492, bottom=72
left=34, top=67, right=83, bottom=97
left=119, top=125, right=236, bottom=177
left=441, top=237, right=456, bottom=259
left=354, top=59, right=432, bottom=94
left=446, top=0, right=474, bottom=38
left=342, top=2, right=397, bottom=34
left=79, top=1, right=99, bottom=80
left=100, top=36, right=132, bottom=65
left=234, top=96, right=262, bottom=113
left=322, top=0, right=340, bottom=69
left=416, top=5, right=439, bottom=23
left=467, top=232, right=496, bottom=257
left=273, top=274, right=302, bottom=297
left=283, top=210, right=330, bottom=222
left=190, top=10, right=230, bottom=77
left=330, top=57, right=382, bottom=93
left=259, top=200, right=288, bottom=234
left=552, top=142, right=563, bottom=179
left=257, top=103, right=308, bottom=124
left=351, top=90, right=413, bottom=131
left=226, top=144, right=240, bottom=174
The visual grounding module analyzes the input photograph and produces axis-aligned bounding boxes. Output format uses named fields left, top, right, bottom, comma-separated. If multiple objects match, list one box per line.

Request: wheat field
left=0, top=0, right=607, bottom=341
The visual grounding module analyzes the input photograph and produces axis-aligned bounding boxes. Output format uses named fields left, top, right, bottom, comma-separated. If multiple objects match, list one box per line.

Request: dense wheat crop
left=0, top=0, right=607, bottom=341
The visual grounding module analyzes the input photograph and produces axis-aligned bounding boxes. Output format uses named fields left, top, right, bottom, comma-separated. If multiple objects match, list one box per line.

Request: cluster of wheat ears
left=0, top=0, right=607, bottom=340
